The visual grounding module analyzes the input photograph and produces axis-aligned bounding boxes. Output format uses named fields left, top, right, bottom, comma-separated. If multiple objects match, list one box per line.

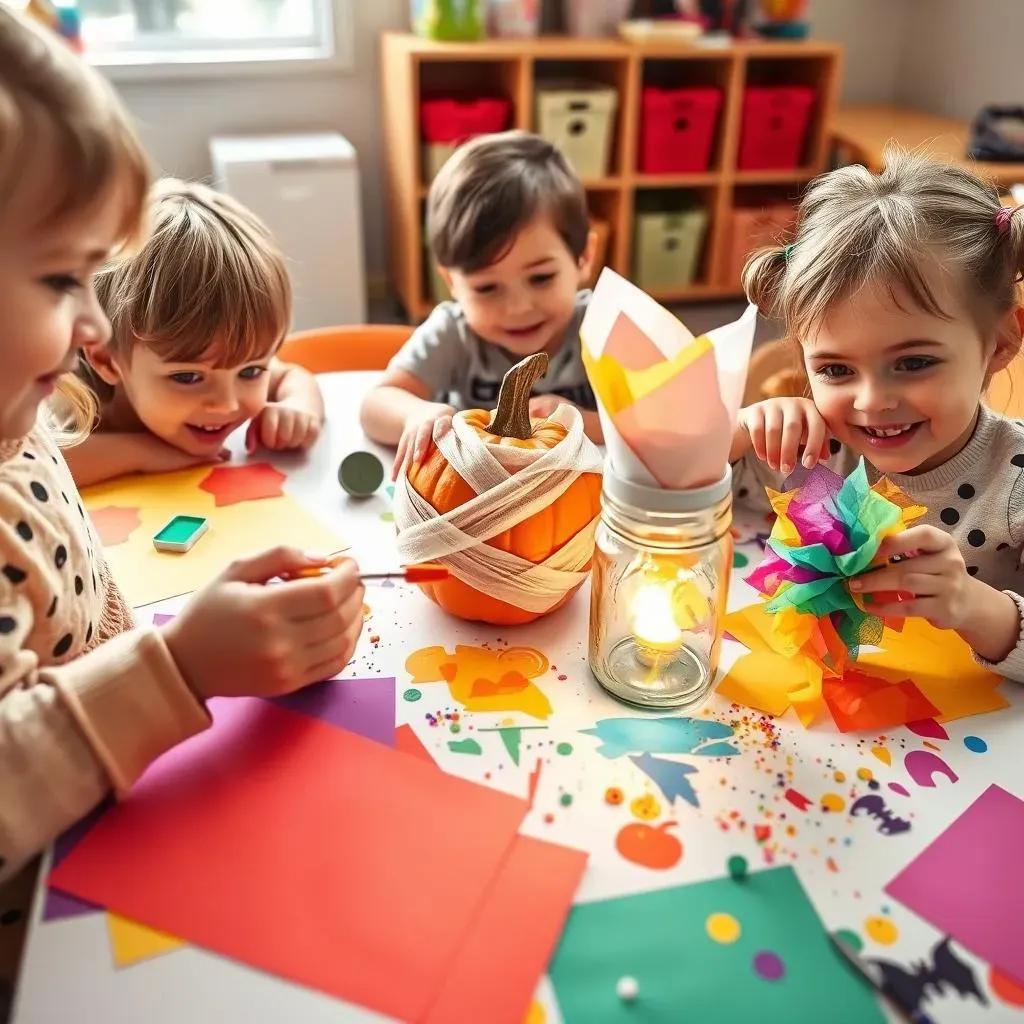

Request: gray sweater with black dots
left=733, top=404, right=1024, bottom=683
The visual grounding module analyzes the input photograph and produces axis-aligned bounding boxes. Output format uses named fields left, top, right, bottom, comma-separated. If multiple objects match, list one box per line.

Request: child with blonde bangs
left=66, top=179, right=325, bottom=487
left=0, top=10, right=364, bottom=1006
left=731, top=150, right=1024, bottom=677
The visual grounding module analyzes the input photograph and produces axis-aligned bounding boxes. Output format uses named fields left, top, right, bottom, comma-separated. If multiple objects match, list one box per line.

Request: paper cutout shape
left=198, top=462, right=286, bottom=506
left=81, top=466, right=344, bottom=607
left=42, top=800, right=110, bottom=922
left=823, top=670, right=940, bottom=733
left=406, top=645, right=552, bottom=720
left=88, top=505, right=142, bottom=547
left=580, top=717, right=738, bottom=759
left=477, top=726, right=548, bottom=766
left=580, top=268, right=756, bottom=489
left=48, top=698, right=551, bottom=1022
left=270, top=676, right=396, bottom=748
left=870, top=937, right=987, bottom=1018
left=886, top=785, right=1024, bottom=985
left=746, top=459, right=925, bottom=660
left=550, top=865, right=884, bottom=1023
left=106, top=913, right=185, bottom=968
left=629, top=753, right=700, bottom=807
left=395, top=724, right=435, bottom=765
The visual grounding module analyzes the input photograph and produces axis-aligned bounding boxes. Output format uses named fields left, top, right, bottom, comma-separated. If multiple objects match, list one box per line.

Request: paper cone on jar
left=581, top=269, right=757, bottom=489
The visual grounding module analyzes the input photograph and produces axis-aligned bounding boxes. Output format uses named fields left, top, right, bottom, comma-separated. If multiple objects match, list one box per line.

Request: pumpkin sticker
left=406, top=644, right=553, bottom=719
left=616, top=821, right=683, bottom=870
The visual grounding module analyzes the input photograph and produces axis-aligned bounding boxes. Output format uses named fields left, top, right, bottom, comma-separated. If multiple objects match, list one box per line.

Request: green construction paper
left=550, top=865, right=885, bottom=1024
left=154, top=516, right=206, bottom=545
left=477, top=726, right=548, bottom=766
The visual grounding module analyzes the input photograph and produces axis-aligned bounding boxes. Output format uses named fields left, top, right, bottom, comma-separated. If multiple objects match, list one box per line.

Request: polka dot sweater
left=0, top=423, right=209, bottom=885
left=734, top=405, right=1024, bottom=683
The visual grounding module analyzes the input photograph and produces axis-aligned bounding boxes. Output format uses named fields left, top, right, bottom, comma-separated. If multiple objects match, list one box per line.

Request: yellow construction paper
left=581, top=333, right=713, bottom=416
left=106, top=912, right=185, bottom=968
left=83, top=466, right=345, bottom=608
left=718, top=649, right=823, bottom=718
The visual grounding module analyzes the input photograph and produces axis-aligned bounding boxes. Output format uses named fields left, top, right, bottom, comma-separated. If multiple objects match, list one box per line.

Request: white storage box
left=210, top=133, right=367, bottom=331
left=535, top=82, right=619, bottom=180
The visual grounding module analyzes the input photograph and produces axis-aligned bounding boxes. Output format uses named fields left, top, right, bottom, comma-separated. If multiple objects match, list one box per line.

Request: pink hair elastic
left=996, top=206, right=1017, bottom=235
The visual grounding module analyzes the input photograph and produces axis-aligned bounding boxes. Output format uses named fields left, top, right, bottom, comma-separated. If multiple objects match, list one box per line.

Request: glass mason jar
left=588, top=467, right=733, bottom=710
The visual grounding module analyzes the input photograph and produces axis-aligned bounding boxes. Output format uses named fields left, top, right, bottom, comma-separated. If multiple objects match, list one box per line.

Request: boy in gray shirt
left=360, top=131, right=601, bottom=477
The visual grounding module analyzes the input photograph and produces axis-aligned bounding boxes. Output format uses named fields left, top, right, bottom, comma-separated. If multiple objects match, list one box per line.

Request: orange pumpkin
left=405, top=352, right=602, bottom=625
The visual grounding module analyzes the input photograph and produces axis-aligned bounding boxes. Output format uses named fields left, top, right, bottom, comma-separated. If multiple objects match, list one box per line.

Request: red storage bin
left=639, top=86, right=722, bottom=174
left=420, top=97, right=512, bottom=144
left=738, top=86, right=815, bottom=171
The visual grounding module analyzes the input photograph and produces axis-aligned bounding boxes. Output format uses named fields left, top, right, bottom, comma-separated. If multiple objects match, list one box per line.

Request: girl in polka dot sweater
left=731, top=150, right=1024, bottom=680
left=0, top=11, right=366, bottom=1000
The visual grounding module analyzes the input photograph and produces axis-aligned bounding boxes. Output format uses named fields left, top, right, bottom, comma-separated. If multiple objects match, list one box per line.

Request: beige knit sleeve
left=0, top=590, right=210, bottom=884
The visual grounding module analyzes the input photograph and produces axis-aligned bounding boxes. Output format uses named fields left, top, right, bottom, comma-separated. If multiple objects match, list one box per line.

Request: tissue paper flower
left=746, top=459, right=926, bottom=659
left=580, top=269, right=756, bottom=490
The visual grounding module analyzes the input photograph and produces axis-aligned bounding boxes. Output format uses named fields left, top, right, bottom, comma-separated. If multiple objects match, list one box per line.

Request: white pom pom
left=616, top=976, right=639, bottom=1002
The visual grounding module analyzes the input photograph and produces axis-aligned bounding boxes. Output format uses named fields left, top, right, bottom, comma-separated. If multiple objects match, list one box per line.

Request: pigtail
left=741, top=245, right=789, bottom=319
left=47, top=374, right=98, bottom=448
left=1008, top=207, right=1024, bottom=284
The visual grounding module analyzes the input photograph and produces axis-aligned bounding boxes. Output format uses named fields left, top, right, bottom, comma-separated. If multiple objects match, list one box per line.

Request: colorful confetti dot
left=727, top=854, right=748, bottom=880
left=402, top=688, right=422, bottom=702
left=864, top=915, right=898, bottom=946
left=605, top=787, right=625, bottom=806
left=964, top=735, right=988, bottom=753
left=856, top=767, right=873, bottom=782
left=833, top=770, right=846, bottom=783
left=706, top=912, right=742, bottom=944
left=630, top=794, right=662, bottom=821
left=559, top=793, right=573, bottom=807
left=833, top=929, right=863, bottom=953
left=870, top=746, right=891, bottom=766
left=821, top=793, right=846, bottom=813
left=543, top=813, right=554, bottom=824
left=888, top=782, right=910, bottom=797
left=753, top=951, right=785, bottom=981
left=733, top=551, right=749, bottom=569
left=556, top=742, right=573, bottom=755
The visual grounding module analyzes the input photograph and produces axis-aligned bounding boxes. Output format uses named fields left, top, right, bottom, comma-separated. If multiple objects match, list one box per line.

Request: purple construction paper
left=152, top=613, right=174, bottom=626
left=885, top=785, right=1024, bottom=983
left=43, top=799, right=111, bottom=921
left=269, top=677, right=396, bottom=748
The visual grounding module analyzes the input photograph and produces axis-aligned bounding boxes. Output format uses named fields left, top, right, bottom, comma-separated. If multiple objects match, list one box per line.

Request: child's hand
left=163, top=547, right=365, bottom=699
left=392, top=401, right=455, bottom=480
left=245, top=401, right=322, bottom=454
left=738, top=398, right=831, bottom=475
left=850, top=526, right=972, bottom=630
left=529, top=395, right=568, bottom=420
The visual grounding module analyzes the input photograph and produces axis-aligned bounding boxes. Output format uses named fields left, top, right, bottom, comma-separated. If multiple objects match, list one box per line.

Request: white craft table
left=12, top=372, right=1024, bottom=1023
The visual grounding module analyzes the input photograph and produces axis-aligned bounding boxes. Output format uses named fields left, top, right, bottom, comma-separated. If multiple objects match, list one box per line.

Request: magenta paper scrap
left=885, top=784, right=1024, bottom=983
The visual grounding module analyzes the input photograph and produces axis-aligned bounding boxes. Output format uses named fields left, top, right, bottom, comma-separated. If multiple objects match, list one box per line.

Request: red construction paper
left=198, top=462, right=286, bottom=506
left=88, top=505, right=142, bottom=546
left=823, top=669, right=940, bottom=733
left=423, top=836, right=588, bottom=1024
left=395, top=723, right=436, bottom=765
left=49, top=698, right=529, bottom=1022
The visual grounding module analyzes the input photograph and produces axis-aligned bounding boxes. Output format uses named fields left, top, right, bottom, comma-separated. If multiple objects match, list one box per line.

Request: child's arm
left=64, top=431, right=226, bottom=487
left=246, top=360, right=325, bottom=453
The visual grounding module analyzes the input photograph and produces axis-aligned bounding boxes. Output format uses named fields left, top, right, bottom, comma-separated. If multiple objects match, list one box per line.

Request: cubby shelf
left=381, top=32, right=843, bottom=320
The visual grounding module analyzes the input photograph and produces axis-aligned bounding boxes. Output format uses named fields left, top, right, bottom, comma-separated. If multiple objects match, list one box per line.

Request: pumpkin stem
left=486, top=352, right=549, bottom=440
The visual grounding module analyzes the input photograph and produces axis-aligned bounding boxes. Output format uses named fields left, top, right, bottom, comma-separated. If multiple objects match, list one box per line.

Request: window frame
left=80, top=0, right=353, bottom=82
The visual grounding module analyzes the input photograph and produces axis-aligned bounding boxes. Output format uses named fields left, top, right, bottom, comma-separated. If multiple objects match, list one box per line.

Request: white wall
left=896, top=0, right=1024, bottom=122
left=109, top=0, right=914, bottom=279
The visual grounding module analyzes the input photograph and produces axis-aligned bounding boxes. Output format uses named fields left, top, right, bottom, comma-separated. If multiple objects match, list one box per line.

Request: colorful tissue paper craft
left=718, top=601, right=1006, bottom=729
left=746, top=458, right=925, bottom=660
left=550, top=865, right=884, bottom=1024
left=83, top=464, right=344, bottom=607
left=48, top=698, right=586, bottom=1024
left=886, top=785, right=1024, bottom=986
left=580, top=268, right=756, bottom=490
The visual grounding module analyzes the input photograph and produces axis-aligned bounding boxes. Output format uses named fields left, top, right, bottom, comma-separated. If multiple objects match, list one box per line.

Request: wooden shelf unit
left=381, top=32, right=842, bottom=321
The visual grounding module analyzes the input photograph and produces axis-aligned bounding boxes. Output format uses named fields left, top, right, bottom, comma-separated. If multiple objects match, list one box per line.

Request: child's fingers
left=761, top=405, right=785, bottom=470
left=245, top=418, right=260, bottom=454
left=746, top=407, right=768, bottom=463
left=778, top=414, right=805, bottom=476
left=875, top=525, right=947, bottom=561
left=392, top=433, right=411, bottom=480
left=802, top=414, right=827, bottom=469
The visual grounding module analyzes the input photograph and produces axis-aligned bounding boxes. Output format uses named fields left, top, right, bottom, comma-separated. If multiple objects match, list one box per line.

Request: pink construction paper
left=885, top=785, right=1024, bottom=983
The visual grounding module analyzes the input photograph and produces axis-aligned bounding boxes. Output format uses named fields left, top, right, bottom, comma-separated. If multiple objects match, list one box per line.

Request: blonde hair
left=92, top=178, right=292, bottom=387
left=0, top=7, right=150, bottom=445
left=743, top=149, right=1024, bottom=342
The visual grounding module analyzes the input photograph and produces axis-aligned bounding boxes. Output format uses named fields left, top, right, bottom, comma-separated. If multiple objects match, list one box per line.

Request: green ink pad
left=153, top=515, right=209, bottom=553
left=339, top=451, right=384, bottom=497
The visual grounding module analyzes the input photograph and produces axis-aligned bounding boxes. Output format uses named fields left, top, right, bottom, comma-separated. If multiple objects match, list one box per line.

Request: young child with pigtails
left=731, top=150, right=1024, bottom=678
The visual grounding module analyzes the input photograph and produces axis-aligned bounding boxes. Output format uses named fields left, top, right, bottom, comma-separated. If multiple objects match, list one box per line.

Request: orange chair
left=278, top=324, right=414, bottom=373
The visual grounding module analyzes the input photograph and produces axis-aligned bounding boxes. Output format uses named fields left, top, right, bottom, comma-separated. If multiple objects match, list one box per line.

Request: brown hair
left=427, top=130, right=590, bottom=272
left=743, top=149, right=1024, bottom=342
left=93, top=178, right=292, bottom=380
left=0, top=7, right=151, bottom=444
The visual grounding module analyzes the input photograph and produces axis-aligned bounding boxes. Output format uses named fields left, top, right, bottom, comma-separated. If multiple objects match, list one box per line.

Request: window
left=17, top=0, right=345, bottom=68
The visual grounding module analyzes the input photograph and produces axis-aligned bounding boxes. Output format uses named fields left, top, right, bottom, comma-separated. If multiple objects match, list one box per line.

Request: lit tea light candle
left=629, top=581, right=684, bottom=668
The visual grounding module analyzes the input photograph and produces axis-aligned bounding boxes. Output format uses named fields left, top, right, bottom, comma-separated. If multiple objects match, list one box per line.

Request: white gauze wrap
left=393, top=404, right=604, bottom=614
